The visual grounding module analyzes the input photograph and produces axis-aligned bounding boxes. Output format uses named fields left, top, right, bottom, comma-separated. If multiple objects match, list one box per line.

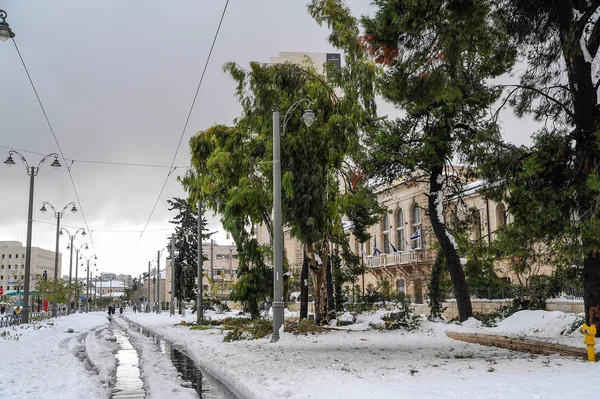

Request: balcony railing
left=365, top=250, right=435, bottom=268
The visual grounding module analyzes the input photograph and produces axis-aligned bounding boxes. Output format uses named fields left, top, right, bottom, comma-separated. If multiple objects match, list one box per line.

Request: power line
left=32, top=219, right=174, bottom=233
left=0, top=145, right=188, bottom=169
left=11, top=38, right=97, bottom=255
left=130, top=0, right=230, bottom=257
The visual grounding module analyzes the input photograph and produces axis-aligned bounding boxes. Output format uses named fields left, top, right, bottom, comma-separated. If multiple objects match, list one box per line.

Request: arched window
left=411, top=205, right=422, bottom=249
left=396, top=208, right=405, bottom=252
left=381, top=213, right=390, bottom=254
left=496, top=203, right=507, bottom=228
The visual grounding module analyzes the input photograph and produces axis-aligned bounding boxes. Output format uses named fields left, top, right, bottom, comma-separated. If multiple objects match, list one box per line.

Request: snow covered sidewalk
left=0, top=313, right=113, bottom=399
left=124, top=310, right=600, bottom=399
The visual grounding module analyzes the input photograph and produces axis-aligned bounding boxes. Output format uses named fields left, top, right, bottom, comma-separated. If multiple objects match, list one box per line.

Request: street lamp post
left=271, top=99, right=315, bottom=342
left=41, top=201, right=78, bottom=318
left=61, top=227, right=86, bottom=315
left=197, top=200, right=204, bottom=323
left=75, top=243, right=88, bottom=312
left=170, top=234, right=175, bottom=316
left=156, top=251, right=161, bottom=314
left=4, top=150, right=61, bottom=324
left=81, top=255, right=96, bottom=313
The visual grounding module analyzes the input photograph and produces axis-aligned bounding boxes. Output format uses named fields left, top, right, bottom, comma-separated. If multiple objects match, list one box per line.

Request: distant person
left=133, top=304, right=137, bottom=313
left=1, top=305, right=5, bottom=315
left=119, top=306, right=123, bottom=315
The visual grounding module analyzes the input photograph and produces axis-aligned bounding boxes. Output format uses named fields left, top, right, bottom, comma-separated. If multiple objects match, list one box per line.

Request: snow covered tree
left=167, top=197, right=210, bottom=311
left=310, top=0, right=516, bottom=321
left=481, top=0, right=600, bottom=332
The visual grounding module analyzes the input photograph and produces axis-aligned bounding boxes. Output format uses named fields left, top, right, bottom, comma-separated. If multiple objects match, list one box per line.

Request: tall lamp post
left=197, top=200, right=204, bottom=323
left=74, top=242, right=88, bottom=312
left=82, top=257, right=97, bottom=313
left=271, top=99, right=315, bottom=342
left=40, top=201, right=78, bottom=318
left=61, top=227, right=86, bottom=315
left=5, top=150, right=61, bottom=323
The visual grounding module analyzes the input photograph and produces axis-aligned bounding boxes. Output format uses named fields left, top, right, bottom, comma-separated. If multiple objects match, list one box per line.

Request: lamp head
left=0, top=10, right=15, bottom=43
left=59, top=230, right=64, bottom=237
left=50, top=158, right=61, bottom=168
left=66, top=244, right=70, bottom=250
left=85, top=244, right=89, bottom=250
left=81, top=230, right=87, bottom=237
left=4, top=155, right=15, bottom=167
left=40, top=204, right=48, bottom=213
left=302, top=108, right=316, bottom=127
left=71, top=205, right=78, bottom=214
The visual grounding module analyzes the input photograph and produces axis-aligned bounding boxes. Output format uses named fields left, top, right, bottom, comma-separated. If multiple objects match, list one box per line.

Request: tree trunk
left=300, top=249, right=309, bottom=320
left=326, top=256, right=335, bottom=321
left=309, top=242, right=330, bottom=325
left=583, top=253, right=600, bottom=334
left=428, top=167, right=473, bottom=321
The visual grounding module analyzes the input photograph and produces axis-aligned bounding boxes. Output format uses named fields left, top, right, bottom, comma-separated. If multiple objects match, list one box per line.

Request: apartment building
left=0, top=241, right=62, bottom=294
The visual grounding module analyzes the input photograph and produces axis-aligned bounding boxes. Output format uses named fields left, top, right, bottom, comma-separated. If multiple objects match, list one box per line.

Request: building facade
left=0, top=241, right=61, bottom=295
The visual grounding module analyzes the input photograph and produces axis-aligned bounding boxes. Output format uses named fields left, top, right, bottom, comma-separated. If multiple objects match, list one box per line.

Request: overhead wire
left=0, top=145, right=188, bottom=169
left=129, top=0, right=230, bottom=257
left=11, top=38, right=98, bottom=255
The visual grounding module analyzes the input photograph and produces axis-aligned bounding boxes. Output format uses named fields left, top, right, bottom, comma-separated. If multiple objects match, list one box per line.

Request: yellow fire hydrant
left=581, top=324, right=596, bottom=362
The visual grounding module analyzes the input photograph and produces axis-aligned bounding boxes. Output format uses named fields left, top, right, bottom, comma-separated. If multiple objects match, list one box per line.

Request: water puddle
left=113, top=329, right=145, bottom=398
left=127, top=322, right=236, bottom=399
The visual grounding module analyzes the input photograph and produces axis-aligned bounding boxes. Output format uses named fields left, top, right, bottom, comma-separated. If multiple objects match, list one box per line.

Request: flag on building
left=373, top=247, right=382, bottom=256
left=410, top=226, right=421, bottom=241
left=390, top=243, right=399, bottom=253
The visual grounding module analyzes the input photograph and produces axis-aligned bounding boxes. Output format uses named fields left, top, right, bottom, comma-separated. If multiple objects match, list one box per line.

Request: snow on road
left=1, top=309, right=599, bottom=399
left=125, top=309, right=599, bottom=399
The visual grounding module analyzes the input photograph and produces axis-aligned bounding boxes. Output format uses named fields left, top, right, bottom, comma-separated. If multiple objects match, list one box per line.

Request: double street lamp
left=5, top=150, right=61, bottom=323
left=61, top=227, right=86, bottom=314
left=40, top=201, right=78, bottom=317
left=81, top=253, right=97, bottom=313
left=271, top=99, right=316, bottom=342
left=72, top=242, right=88, bottom=312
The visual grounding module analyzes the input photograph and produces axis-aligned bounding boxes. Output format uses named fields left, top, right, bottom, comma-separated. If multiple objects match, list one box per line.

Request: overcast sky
left=0, top=0, right=538, bottom=279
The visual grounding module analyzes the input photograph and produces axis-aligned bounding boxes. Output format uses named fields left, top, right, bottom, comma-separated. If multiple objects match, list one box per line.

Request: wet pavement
left=113, top=328, right=145, bottom=399
left=126, top=321, right=237, bottom=399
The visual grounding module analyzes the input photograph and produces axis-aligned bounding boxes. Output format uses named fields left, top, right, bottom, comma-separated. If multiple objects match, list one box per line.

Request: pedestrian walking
left=1, top=305, right=5, bottom=315
left=133, top=304, right=137, bottom=313
left=119, top=306, right=123, bottom=315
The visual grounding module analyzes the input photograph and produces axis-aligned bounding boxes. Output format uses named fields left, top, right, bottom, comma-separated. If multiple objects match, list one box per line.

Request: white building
left=270, top=51, right=341, bottom=75
left=0, top=241, right=61, bottom=294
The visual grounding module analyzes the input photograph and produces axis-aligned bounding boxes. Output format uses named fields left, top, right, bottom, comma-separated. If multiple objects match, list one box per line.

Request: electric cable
left=130, top=0, right=230, bottom=257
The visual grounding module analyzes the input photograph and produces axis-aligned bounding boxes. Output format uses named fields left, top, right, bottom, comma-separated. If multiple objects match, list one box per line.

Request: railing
left=366, top=250, right=435, bottom=268
left=0, top=314, right=20, bottom=327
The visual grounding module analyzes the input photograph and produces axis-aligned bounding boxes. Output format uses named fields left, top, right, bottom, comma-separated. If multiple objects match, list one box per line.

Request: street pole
left=170, top=234, right=175, bottom=316
left=156, top=251, right=161, bottom=314
left=5, top=151, right=61, bottom=323
left=272, top=110, right=284, bottom=342
left=67, top=234, right=74, bottom=315
left=52, top=212, right=61, bottom=318
left=75, top=248, right=79, bottom=312
left=147, top=261, right=151, bottom=313
left=23, top=167, right=35, bottom=323
left=197, top=200, right=203, bottom=323
left=86, top=259, right=90, bottom=313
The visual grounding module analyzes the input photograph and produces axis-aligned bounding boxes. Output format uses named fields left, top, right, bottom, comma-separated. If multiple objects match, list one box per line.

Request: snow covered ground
left=1, top=309, right=599, bottom=398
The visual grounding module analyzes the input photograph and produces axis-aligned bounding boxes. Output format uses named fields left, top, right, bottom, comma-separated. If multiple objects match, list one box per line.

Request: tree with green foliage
left=167, top=197, right=210, bottom=312
left=182, top=60, right=381, bottom=325
left=476, top=0, right=600, bottom=331
left=35, top=278, right=70, bottom=308
left=310, top=0, right=516, bottom=321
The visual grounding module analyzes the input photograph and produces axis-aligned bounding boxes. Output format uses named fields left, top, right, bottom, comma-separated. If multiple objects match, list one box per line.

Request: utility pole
left=156, top=251, right=161, bottom=314
left=147, top=261, right=150, bottom=313
left=210, top=239, right=214, bottom=280
left=197, top=200, right=203, bottom=323
left=170, top=234, right=176, bottom=316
